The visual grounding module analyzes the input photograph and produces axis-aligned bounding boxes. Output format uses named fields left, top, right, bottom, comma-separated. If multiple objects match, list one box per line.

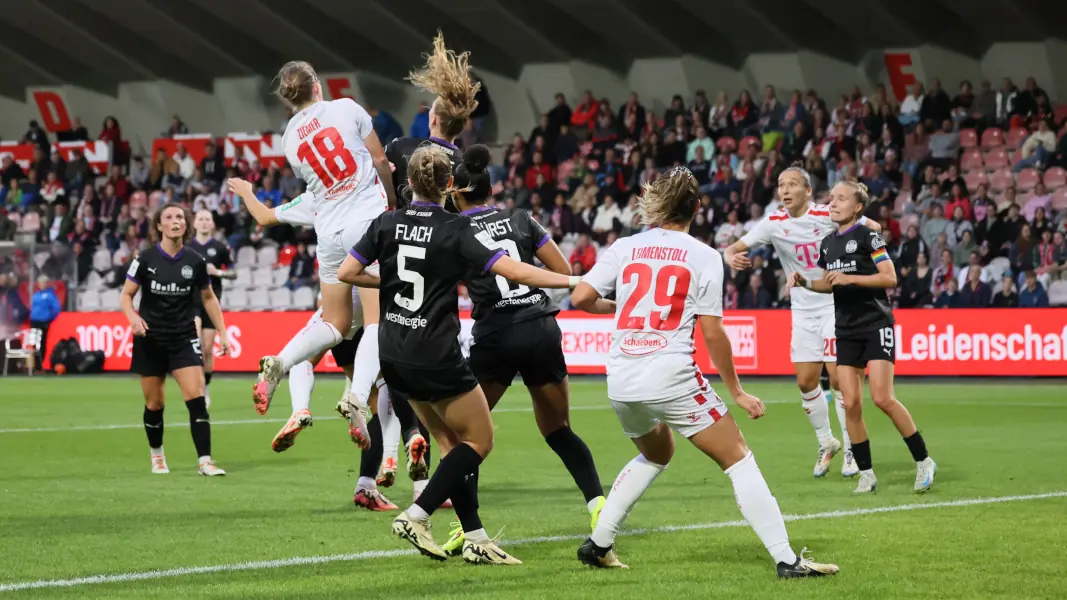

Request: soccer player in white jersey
left=570, top=168, right=838, bottom=578
left=251, top=62, right=396, bottom=448
left=723, top=165, right=880, bottom=478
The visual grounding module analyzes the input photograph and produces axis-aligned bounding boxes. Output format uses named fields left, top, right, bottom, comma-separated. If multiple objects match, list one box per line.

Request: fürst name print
left=631, top=246, right=689, bottom=262
left=395, top=224, right=433, bottom=243
left=478, top=218, right=514, bottom=239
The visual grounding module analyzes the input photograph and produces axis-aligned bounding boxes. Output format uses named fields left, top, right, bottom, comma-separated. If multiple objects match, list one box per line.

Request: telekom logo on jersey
left=794, top=242, right=820, bottom=269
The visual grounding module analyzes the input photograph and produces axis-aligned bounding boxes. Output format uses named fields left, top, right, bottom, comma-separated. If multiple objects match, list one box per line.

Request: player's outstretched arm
left=723, top=239, right=752, bottom=271
left=363, top=131, right=396, bottom=210
left=119, top=278, right=148, bottom=337
left=199, top=287, right=231, bottom=356
left=570, top=282, right=616, bottom=315
left=791, top=272, right=833, bottom=293
left=337, top=254, right=381, bottom=288
left=698, top=314, right=765, bottom=419
left=227, top=178, right=281, bottom=226
left=490, top=255, right=580, bottom=290
left=536, top=238, right=572, bottom=276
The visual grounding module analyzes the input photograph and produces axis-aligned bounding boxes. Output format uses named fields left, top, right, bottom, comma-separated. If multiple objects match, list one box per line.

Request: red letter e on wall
left=883, top=53, right=917, bottom=103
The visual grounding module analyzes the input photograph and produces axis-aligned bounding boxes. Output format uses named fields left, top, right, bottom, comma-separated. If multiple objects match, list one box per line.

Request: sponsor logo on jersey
left=493, top=293, right=544, bottom=308
left=149, top=280, right=192, bottom=296
left=384, top=311, right=428, bottom=330
left=619, top=331, right=668, bottom=356
left=845, top=240, right=858, bottom=253
left=181, top=265, right=194, bottom=279
left=824, top=258, right=858, bottom=273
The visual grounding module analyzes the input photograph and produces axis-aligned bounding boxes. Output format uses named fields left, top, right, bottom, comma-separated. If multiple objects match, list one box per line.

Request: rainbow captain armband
left=871, top=248, right=888, bottom=264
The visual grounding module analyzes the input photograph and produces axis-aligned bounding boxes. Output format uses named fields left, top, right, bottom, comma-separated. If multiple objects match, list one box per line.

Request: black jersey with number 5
left=126, top=245, right=210, bottom=339
left=384, top=137, right=462, bottom=210
left=461, top=205, right=559, bottom=338
left=350, top=200, right=505, bottom=368
left=818, top=223, right=894, bottom=336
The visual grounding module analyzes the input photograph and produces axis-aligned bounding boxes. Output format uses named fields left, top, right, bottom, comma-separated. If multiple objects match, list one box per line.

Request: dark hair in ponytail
left=454, top=144, right=493, bottom=203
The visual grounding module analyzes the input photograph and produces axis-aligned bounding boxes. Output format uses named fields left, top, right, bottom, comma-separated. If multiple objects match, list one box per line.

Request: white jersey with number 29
left=282, top=98, right=386, bottom=235
left=583, top=228, right=724, bottom=403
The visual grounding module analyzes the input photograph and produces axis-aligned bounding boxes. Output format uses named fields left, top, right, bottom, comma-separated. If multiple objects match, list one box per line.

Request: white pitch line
left=1, top=491, right=1063, bottom=593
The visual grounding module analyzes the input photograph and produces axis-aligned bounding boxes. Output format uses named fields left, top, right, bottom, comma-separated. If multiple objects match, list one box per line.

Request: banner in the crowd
left=0, top=140, right=111, bottom=174
left=150, top=133, right=287, bottom=170
left=40, top=309, right=1067, bottom=376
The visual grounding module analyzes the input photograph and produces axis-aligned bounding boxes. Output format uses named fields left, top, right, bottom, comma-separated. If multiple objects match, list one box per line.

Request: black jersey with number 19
left=461, top=205, right=559, bottom=338
left=817, top=223, right=894, bottom=336
left=350, top=200, right=504, bottom=369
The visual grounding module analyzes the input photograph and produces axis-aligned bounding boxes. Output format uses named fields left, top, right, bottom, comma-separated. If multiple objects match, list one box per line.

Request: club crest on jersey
left=620, top=331, right=668, bottom=356
left=181, top=265, right=194, bottom=279
left=845, top=240, right=858, bottom=253
left=207, top=248, right=217, bottom=257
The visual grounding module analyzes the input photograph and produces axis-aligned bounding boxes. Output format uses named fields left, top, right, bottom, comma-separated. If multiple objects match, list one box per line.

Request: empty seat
left=247, top=286, right=272, bottom=311
left=236, top=246, right=256, bottom=266
left=716, top=136, right=737, bottom=154
left=958, top=128, right=978, bottom=148
left=963, top=171, right=988, bottom=191
left=1006, top=127, right=1029, bottom=148
left=292, top=286, right=316, bottom=309
left=234, top=266, right=254, bottom=288
left=1043, top=167, right=1067, bottom=189
left=77, top=289, right=100, bottom=311
left=307, top=244, right=316, bottom=258
left=739, top=135, right=761, bottom=151
left=18, top=211, right=40, bottom=232
left=272, top=268, right=289, bottom=287
left=226, top=289, right=249, bottom=310
left=982, top=148, right=1009, bottom=169
left=92, top=249, right=111, bottom=273
left=1016, top=168, right=1041, bottom=192
left=269, top=287, right=292, bottom=310
left=960, top=149, right=983, bottom=172
left=1048, top=281, right=1067, bottom=307
left=986, top=257, right=1011, bottom=282
left=98, top=289, right=121, bottom=310
left=257, top=246, right=278, bottom=267
left=1051, top=188, right=1067, bottom=211
left=251, top=267, right=274, bottom=287
left=989, top=168, right=1014, bottom=191
left=980, top=128, right=1004, bottom=148
left=83, top=271, right=105, bottom=290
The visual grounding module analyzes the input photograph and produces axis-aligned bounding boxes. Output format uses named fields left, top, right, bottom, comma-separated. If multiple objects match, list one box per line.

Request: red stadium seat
left=1043, top=167, right=1067, bottom=190
left=716, top=136, right=737, bottom=154
left=982, top=148, right=1009, bottom=169
left=959, top=149, right=983, bottom=172
left=1016, top=168, right=1041, bottom=192
left=1051, top=187, right=1067, bottom=211
left=1006, top=127, right=1029, bottom=148
left=963, top=170, right=988, bottom=191
left=958, top=128, right=978, bottom=148
left=980, top=128, right=1004, bottom=148
left=989, top=168, right=1014, bottom=191
left=1055, top=104, right=1067, bottom=125
left=276, top=244, right=296, bottom=267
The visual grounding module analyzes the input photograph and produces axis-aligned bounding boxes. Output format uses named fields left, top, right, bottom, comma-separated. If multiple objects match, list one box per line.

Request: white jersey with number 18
left=740, top=203, right=835, bottom=312
left=282, top=98, right=387, bottom=235
left=583, top=228, right=724, bottom=403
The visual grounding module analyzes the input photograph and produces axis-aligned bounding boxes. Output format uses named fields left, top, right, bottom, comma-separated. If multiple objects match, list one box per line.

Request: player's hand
left=226, top=178, right=254, bottom=197
left=790, top=272, right=807, bottom=289
left=733, top=391, right=765, bottom=419
left=727, top=251, right=752, bottom=271
left=825, top=272, right=850, bottom=287
left=217, top=334, right=232, bottom=357
left=206, top=264, right=221, bottom=276
left=130, top=316, right=149, bottom=337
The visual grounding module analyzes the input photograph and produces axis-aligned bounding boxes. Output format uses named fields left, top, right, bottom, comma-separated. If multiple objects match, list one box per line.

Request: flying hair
left=778, top=161, right=813, bottom=189
left=407, top=145, right=455, bottom=204
left=406, top=31, right=481, bottom=138
left=275, top=61, right=318, bottom=107
left=640, top=167, right=699, bottom=226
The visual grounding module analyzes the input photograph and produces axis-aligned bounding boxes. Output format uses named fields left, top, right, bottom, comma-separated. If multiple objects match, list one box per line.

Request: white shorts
left=610, top=385, right=729, bottom=439
left=790, top=307, right=836, bottom=363
left=317, top=218, right=375, bottom=285
left=310, top=288, right=365, bottom=340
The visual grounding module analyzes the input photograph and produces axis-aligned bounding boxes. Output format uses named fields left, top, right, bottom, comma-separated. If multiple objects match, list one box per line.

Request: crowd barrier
left=41, top=309, right=1067, bottom=376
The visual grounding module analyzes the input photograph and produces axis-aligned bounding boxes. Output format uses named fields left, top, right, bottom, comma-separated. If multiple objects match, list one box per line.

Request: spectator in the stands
left=1016, top=77, right=1047, bottom=121
left=758, top=85, right=783, bottom=133
left=714, top=209, right=744, bottom=249
left=687, top=126, right=714, bottom=163
left=705, top=92, right=730, bottom=139
left=0, top=272, right=28, bottom=328
left=782, top=121, right=810, bottom=164
left=897, top=224, right=926, bottom=275
left=161, top=161, right=186, bottom=196
left=922, top=203, right=952, bottom=248
left=991, top=275, right=1018, bottom=307
left=278, top=166, right=302, bottom=200
left=920, top=79, right=951, bottom=130
left=970, top=80, right=997, bottom=131
left=554, top=124, right=578, bottom=164
left=20, top=169, right=41, bottom=208
left=730, top=90, right=759, bottom=137
left=1, top=155, right=25, bottom=189
left=570, top=90, right=599, bottom=133
left=1014, top=118, right=1055, bottom=172
left=524, top=151, right=553, bottom=191
left=410, top=101, right=430, bottom=138
left=1009, top=223, right=1036, bottom=277
left=657, top=129, right=686, bottom=167
left=709, top=166, right=740, bottom=204
left=1022, top=182, right=1052, bottom=222
left=41, top=172, right=65, bottom=206
left=199, top=142, right=225, bottom=186
left=591, top=113, right=618, bottom=154
left=933, top=277, right=960, bottom=308
left=547, top=93, right=572, bottom=134
left=0, top=208, right=14, bottom=241
left=1018, top=270, right=1049, bottom=307
left=457, top=120, right=480, bottom=150
left=97, top=183, right=121, bottom=224
left=172, top=144, right=196, bottom=179
left=688, top=145, right=712, bottom=190
left=899, top=250, right=933, bottom=308
left=367, top=105, right=403, bottom=144
left=255, top=176, right=283, bottom=207
left=951, top=231, right=978, bottom=270
left=739, top=273, right=772, bottom=309
left=99, top=116, right=122, bottom=146
left=569, top=234, right=596, bottom=274
left=958, top=265, right=992, bottom=307
left=1, top=178, right=22, bottom=210
left=950, top=80, right=974, bottom=127
left=1031, top=206, right=1052, bottom=238
left=128, top=155, right=149, bottom=190
left=286, top=243, right=315, bottom=291
left=927, top=118, right=960, bottom=170
left=46, top=202, right=72, bottom=242
left=689, top=210, right=712, bottom=243
left=548, top=192, right=577, bottom=238
left=164, top=115, right=189, bottom=138
left=22, top=120, right=50, bottom=155
left=617, top=92, right=647, bottom=138
left=996, top=78, right=1019, bottom=127
left=899, top=83, right=923, bottom=128
left=591, top=194, right=621, bottom=243
left=65, top=116, right=90, bottom=141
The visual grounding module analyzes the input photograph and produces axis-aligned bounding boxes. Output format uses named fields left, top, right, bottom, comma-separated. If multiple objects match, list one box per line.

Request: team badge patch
left=181, top=265, right=194, bottom=279
left=845, top=240, right=858, bottom=253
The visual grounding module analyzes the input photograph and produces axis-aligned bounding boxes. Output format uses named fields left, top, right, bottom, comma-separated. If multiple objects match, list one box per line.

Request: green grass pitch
left=1, top=375, right=1065, bottom=599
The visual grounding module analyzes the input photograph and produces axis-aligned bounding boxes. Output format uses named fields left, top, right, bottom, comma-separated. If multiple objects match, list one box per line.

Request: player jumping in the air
left=571, top=168, right=839, bottom=578
left=793, top=181, right=936, bottom=494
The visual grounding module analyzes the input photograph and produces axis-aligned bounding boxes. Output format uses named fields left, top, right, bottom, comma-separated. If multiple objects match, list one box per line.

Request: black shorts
left=468, top=316, right=568, bottom=388
left=331, top=328, right=365, bottom=368
left=836, top=326, right=896, bottom=368
left=130, top=334, right=204, bottom=378
left=380, top=358, right=478, bottom=403
left=197, top=293, right=222, bottom=330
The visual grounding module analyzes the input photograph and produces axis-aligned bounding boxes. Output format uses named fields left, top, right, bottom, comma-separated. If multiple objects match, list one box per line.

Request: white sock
left=150, top=447, right=164, bottom=456
left=725, top=452, right=797, bottom=565
left=199, top=454, right=212, bottom=464
left=413, top=479, right=428, bottom=496
left=377, top=382, right=400, bottom=464
left=801, top=387, right=834, bottom=446
left=357, top=476, right=376, bottom=491
left=289, top=361, right=315, bottom=412
left=406, top=503, right=429, bottom=521
left=349, top=324, right=380, bottom=406
left=278, top=321, right=342, bottom=371
left=342, top=374, right=352, bottom=399
left=833, top=391, right=851, bottom=448
left=465, top=528, right=489, bottom=543
left=590, top=454, right=667, bottom=548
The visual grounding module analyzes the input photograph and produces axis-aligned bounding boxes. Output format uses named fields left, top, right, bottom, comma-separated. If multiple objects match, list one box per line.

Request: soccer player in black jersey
left=190, top=210, right=235, bottom=407
left=427, top=144, right=605, bottom=555
left=120, top=204, right=231, bottom=476
left=339, top=145, right=580, bottom=565
left=793, top=182, right=936, bottom=494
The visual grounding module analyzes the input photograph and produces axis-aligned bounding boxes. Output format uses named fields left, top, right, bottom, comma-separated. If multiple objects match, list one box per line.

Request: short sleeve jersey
left=126, top=244, right=210, bottom=339
left=461, top=205, right=559, bottom=338
left=384, top=137, right=462, bottom=210
left=740, top=202, right=835, bottom=312
left=189, top=238, right=232, bottom=298
left=350, top=200, right=504, bottom=368
left=583, top=229, right=724, bottom=402
left=282, top=98, right=388, bottom=234
left=817, top=224, right=895, bottom=336
left=273, top=192, right=316, bottom=226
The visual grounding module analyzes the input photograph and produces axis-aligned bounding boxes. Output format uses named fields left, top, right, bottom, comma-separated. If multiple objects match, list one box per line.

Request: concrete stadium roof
left=0, top=0, right=1060, bottom=99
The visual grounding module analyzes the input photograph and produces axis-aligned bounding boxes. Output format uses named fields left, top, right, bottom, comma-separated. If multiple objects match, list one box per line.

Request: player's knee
left=144, top=397, right=164, bottom=411
left=185, top=396, right=209, bottom=420
left=796, top=374, right=820, bottom=392
left=842, top=393, right=863, bottom=413
left=871, top=392, right=896, bottom=412
left=465, top=434, right=493, bottom=458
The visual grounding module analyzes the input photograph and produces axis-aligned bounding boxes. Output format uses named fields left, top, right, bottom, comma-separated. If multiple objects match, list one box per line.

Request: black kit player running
left=797, top=181, right=934, bottom=494
left=120, top=204, right=230, bottom=477
left=338, top=144, right=578, bottom=564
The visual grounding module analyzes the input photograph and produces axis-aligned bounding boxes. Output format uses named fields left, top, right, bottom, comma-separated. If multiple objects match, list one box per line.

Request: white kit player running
left=253, top=61, right=396, bottom=448
left=724, top=165, right=879, bottom=478
left=570, top=168, right=838, bottom=578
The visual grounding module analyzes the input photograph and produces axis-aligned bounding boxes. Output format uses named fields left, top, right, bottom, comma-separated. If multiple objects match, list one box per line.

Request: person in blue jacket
left=29, top=275, right=61, bottom=364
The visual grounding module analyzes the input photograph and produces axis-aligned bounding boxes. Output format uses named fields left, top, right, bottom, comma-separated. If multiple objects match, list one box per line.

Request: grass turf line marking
left=1, top=491, right=1063, bottom=593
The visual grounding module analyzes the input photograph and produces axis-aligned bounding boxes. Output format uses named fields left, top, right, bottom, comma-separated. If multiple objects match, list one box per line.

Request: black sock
left=204, top=371, right=213, bottom=387
left=451, top=466, right=483, bottom=533
left=851, top=439, right=873, bottom=471
left=359, top=415, right=384, bottom=479
left=819, top=365, right=830, bottom=393
left=185, top=397, right=211, bottom=458
left=143, top=407, right=164, bottom=449
left=545, top=426, right=604, bottom=502
left=392, top=395, right=420, bottom=443
left=903, top=431, right=928, bottom=462
left=414, top=443, right=483, bottom=517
